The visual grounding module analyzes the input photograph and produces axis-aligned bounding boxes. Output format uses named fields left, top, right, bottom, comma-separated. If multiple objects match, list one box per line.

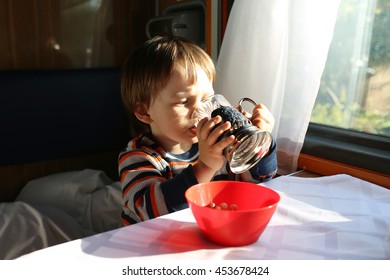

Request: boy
left=119, top=36, right=277, bottom=225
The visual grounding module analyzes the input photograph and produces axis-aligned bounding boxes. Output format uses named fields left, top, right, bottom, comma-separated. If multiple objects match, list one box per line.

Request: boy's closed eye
left=177, top=95, right=198, bottom=106
left=178, top=98, right=189, bottom=105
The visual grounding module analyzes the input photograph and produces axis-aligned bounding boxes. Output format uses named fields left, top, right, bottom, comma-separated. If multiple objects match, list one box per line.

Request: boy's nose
left=194, top=98, right=203, bottom=109
left=191, top=102, right=204, bottom=126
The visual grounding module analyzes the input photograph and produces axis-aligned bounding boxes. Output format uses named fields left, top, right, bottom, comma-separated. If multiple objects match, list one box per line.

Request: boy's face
left=146, top=67, right=214, bottom=153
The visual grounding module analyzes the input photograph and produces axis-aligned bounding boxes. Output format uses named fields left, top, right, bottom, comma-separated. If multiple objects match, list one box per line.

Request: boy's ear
left=134, top=103, right=152, bottom=124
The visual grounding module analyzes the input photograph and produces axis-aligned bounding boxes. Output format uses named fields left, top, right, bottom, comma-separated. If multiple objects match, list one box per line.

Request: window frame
left=301, top=123, right=390, bottom=175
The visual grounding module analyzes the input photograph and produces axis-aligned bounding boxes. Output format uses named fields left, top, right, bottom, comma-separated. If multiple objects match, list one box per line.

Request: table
left=19, top=174, right=390, bottom=260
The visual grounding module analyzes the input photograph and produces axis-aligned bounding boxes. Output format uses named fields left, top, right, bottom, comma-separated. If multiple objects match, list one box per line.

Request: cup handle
left=237, top=97, right=257, bottom=113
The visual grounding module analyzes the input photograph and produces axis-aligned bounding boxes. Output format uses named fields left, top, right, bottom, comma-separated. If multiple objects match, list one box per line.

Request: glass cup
left=192, top=94, right=273, bottom=174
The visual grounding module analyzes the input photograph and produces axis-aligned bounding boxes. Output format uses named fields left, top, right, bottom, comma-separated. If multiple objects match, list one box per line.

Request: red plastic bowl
left=185, top=181, right=280, bottom=246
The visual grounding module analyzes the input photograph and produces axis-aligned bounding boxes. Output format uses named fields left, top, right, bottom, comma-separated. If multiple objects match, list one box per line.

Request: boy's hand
left=193, top=116, right=235, bottom=182
left=241, top=103, right=274, bottom=133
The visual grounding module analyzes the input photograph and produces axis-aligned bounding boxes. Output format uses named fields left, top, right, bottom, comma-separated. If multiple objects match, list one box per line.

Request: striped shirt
left=118, top=133, right=277, bottom=225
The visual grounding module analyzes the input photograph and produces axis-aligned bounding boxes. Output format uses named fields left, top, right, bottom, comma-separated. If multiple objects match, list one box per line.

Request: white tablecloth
left=20, top=174, right=390, bottom=260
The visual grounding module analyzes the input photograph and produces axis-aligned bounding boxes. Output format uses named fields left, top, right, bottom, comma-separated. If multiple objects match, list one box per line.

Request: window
left=303, top=0, right=390, bottom=175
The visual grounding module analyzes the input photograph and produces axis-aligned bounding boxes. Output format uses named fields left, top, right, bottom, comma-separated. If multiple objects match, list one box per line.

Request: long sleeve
left=118, top=135, right=198, bottom=225
left=236, top=139, right=278, bottom=183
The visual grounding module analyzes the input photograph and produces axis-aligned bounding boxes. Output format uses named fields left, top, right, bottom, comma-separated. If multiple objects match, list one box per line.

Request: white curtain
left=215, top=0, right=340, bottom=175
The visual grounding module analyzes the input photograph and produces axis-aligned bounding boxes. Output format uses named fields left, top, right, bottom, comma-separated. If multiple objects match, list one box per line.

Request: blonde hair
left=121, top=36, right=216, bottom=136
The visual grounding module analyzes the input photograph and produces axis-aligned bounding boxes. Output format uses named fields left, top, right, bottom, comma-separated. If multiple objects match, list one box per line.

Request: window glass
left=311, top=0, right=390, bottom=137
